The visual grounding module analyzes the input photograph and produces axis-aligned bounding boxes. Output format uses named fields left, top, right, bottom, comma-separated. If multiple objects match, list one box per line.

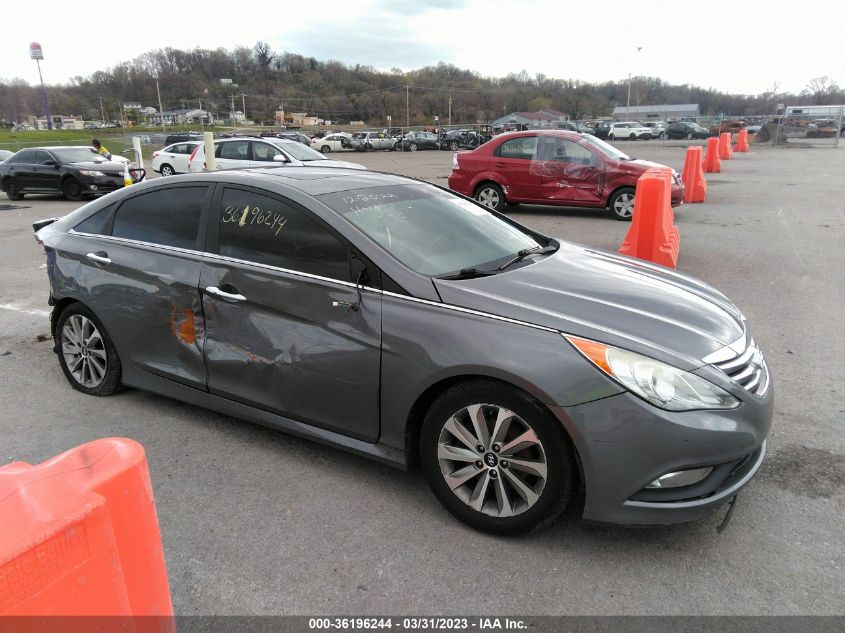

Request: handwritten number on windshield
left=222, top=204, right=288, bottom=236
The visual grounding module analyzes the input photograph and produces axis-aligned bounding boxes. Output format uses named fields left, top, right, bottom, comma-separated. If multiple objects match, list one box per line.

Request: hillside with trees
left=1, top=43, right=841, bottom=125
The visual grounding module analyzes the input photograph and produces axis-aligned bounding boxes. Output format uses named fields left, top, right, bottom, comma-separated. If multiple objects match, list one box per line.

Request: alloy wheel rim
left=477, top=188, right=500, bottom=208
left=162, top=166, right=173, bottom=176
left=614, top=193, right=635, bottom=218
left=437, top=403, right=547, bottom=517
left=61, top=314, right=107, bottom=388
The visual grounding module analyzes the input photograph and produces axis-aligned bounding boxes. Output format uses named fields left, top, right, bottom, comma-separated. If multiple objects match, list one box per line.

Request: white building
left=148, top=108, right=213, bottom=125
left=35, top=115, right=84, bottom=130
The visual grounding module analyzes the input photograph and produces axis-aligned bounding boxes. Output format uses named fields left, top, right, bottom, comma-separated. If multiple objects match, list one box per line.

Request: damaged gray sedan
left=34, top=168, right=772, bottom=534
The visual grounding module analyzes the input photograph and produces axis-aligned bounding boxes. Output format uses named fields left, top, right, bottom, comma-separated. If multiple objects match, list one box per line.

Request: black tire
left=659, top=132, right=668, bottom=140
left=62, top=177, right=84, bottom=201
left=686, top=132, right=693, bottom=140
left=420, top=380, right=578, bottom=535
left=629, top=133, right=636, bottom=140
left=4, top=178, right=23, bottom=201
left=160, top=163, right=175, bottom=177
left=474, top=182, right=507, bottom=211
left=55, top=303, right=122, bottom=396
left=409, top=142, right=418, bottom=151
left=449, top=141, right=459, bottom=150
left=609, top=187, right=636, bottom=221
left=320, top=145, right=331, bottom=154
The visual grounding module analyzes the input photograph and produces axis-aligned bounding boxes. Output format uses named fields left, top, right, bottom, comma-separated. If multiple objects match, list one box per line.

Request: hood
left=302, top=159, right=366, bottom=170
left=622, top=158, right=676, bottom=174
left=68, top=160, right=127, bottom=172
left=433, top=242, right=745, bottom=370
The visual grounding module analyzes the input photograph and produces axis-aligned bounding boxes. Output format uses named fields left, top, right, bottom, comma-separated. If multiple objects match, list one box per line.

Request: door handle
left=332, top=300, right=359, bottom=312
left=85, top=252, right=111, bottom=265
left=205, top=286, right=246, bottom=302
left=494, top=162, right=508, bottom=168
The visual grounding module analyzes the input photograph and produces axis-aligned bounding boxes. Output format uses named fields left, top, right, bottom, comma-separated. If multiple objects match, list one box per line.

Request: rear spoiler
left=33, top=217, right=61, bottom=233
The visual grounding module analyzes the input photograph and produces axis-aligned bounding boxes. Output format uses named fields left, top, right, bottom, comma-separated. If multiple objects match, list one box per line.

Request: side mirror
left=272, top=154, right=288, bottom=163
left=44, top=160, right=57, bottom=166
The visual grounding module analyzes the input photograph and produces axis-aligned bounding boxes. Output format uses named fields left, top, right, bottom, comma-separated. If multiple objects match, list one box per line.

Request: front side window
left=251, top=142, right=281, bottom=162
left=319, top=184, right=540, bottom=277
left=218, top=188, right=350, bottom=281
left=112, top=186, right=209, bottom=249
left=270, top=140, right=327, bottom=162
left=536, top=137, right=596, bottom=165
left=497, top=137, right=538, bottom=160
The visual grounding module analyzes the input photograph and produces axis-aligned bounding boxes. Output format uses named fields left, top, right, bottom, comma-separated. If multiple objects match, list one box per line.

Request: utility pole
left=98, top=96, right=106, bottom=123
left=626, top=46, right=643, bottom=110
left=29, top=43, right=52, bottom=130
left=155, top=78, right=166, bottom=132
left=448, top=95, right=452, bottom=129
left=231, top=94, right=236, bottom=123
left=240, top=93, right=247, bottom=121
left=198, top=98, right=204, bottom=131
left=406, top=85, right=410, bottom=129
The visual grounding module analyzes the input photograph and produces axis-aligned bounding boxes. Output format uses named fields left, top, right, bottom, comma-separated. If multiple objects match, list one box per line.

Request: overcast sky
left=1, top=0, right=840, bottom=96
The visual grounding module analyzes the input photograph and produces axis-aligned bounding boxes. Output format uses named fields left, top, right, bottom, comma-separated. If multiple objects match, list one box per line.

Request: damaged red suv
left=447, top=130, right=684, bottom=220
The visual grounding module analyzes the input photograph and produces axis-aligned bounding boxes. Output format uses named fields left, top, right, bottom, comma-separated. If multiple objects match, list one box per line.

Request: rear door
left=490, top=136, right=539, bottom=202
left=200, top=185, right=382, bottom=441
left=69, top=184, right=213, bottom=388
left=9, top=149, right=38, bottom=191
left=215, top=140, right=251, bottom=170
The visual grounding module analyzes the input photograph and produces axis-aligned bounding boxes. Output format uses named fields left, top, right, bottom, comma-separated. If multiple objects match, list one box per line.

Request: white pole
left=835, top=106, right=843, bottom=149
left=204, top=131, right=216, bottom=171
left=155, top=79, right=165, bottom=132
left=132, top=135, right=143, bottom=170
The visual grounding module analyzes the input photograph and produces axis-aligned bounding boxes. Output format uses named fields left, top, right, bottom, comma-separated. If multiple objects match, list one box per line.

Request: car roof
left=141, top=167, right=416, bottom=197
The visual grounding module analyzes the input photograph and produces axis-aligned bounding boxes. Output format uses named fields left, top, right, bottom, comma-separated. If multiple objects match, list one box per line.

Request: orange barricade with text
left=618, top=168, right=680, bottom=269
left=0, top=437, right=174, bottom=626
left=682, top=146, right=707, bottom=203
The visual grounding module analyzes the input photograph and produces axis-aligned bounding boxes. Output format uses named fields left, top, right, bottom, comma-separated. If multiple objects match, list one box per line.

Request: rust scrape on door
left=169, top=308, right=197, bottom=345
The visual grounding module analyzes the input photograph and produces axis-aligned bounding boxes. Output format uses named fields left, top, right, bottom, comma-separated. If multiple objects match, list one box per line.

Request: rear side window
left=217, top=187, right=350, bottom=281
left=219, top=141, right=249, bottom=160
left=75, top=203, right=117, bottom=235
left=112, top=186, right=209, bottom=249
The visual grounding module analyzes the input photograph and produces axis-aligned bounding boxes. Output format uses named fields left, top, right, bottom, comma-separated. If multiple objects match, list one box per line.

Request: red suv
left=447, top=130, right=684, bottom=220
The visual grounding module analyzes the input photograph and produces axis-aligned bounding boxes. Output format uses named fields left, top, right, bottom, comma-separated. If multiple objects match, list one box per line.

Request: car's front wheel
left=55, top=303, right=122, bottom=396
left=320, top=145, right=331, bottom=154
left=62, top=177, right=84, bottom=201
left=609, top=187, right=636, bottom=221
left=449, top=141, right=459, bottom=150
left=409, top=142, right=418, bottom=151
left=474, top=182, right=506, bottom=211
left=659, top=132, right=668, bottom=140
left=4, top=178, right=23, bottom=201
left=686, top=132, right=693, bottom=140
left=160, top=163, right=175, bottom=176
left=420, top=380, right=577, bottom=535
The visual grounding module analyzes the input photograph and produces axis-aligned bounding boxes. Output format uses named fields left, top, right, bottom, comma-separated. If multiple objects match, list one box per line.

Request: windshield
left=51, top=147, right=109, bottom=163
left=272, top=140, right=328, bottom=161
left=581, top=135, right=631, bottom=161
left=318, top=184, right=541, bottom=276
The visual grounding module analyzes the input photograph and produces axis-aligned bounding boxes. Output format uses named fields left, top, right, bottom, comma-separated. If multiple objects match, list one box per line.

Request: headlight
left=79, top=169, right=105, bottom=176
left=565, top=335, right=740, bottom=411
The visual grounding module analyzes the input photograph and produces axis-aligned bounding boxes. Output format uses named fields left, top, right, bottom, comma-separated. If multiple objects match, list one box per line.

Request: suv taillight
left=187, top=145, right=200, bottom=168
left=452, top=153, right=459, bottom=170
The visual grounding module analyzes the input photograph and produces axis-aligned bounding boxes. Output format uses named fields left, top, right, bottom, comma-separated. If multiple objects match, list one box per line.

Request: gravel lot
left=0, top=142, right=842, bottom=615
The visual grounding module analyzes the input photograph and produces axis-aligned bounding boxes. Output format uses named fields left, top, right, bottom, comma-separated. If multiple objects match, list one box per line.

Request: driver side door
left=532, top=136, right=605, bottom=205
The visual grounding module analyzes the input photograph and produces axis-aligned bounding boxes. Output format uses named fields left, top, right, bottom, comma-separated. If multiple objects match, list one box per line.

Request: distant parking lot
left=0, top=143, right=842, bottom=614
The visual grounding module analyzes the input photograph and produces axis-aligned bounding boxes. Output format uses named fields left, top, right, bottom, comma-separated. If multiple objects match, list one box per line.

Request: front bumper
left=551, top=383, right=773, bottom=525
left=78, top=173, right=124, bottom=195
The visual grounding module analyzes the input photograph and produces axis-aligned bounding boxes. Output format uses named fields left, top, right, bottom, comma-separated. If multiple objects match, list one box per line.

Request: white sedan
left=152, top=141, right=202, bottom=176
left=609, top=122, right=654, bottom=140
left=310, top=133, right=352, bottom=154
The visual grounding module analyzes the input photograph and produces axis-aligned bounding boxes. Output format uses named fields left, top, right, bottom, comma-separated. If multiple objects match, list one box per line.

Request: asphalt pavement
left=0, top=141, right=842, bottom=615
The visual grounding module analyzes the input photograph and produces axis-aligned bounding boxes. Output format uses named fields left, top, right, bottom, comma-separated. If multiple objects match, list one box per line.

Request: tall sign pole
left=30, top=42, right=52, bottom=130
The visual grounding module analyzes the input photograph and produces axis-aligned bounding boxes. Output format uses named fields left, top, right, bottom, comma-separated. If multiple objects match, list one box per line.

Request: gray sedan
left=34, top=168, right=772, bottom=534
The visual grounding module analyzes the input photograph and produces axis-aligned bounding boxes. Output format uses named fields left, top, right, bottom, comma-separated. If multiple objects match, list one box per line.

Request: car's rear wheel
left=160, top=164, right=175, bottom=176
left=62, top=177, right=84, bottom=201
left=420, top=380, right=577, bottom=535
left=609, top=187, right=636, bottom=221
left=629, top=133, right=637, bottom=140
left=320, top=145, right=331, bottom=154
left=659, top=132, right=668, bottom=140
left=449, top=141, right=459, bottom=150
left=409, top=142, right=418, bottom=151
left=474, top=182, right=506, bottom=211
left=55, top=304, right=122, bottom=396
left=4, top=178, right=23, bottom=201
left=686, top=132, right=693, bottom=140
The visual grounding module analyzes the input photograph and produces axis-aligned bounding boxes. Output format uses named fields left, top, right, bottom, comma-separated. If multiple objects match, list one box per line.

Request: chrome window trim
left=69, top=229, right=204, bottom=258
left=201, top=252, right=360, bottom=290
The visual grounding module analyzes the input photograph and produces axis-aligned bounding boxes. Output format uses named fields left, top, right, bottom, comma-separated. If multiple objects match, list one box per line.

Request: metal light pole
left=98, top=96, right=106, bottom=123
left=626, top=46, right=643, bottom=111
left=406, top=85, right=410, bottom=129
left=448, top=95, right=452, bottom=129
left=29, top=43, right=52, bottom=130
left=155, top=78, right=166, bottom=132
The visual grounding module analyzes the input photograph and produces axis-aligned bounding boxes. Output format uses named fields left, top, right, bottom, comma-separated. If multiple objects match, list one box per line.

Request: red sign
left=29, top=42, right=44, bottom=60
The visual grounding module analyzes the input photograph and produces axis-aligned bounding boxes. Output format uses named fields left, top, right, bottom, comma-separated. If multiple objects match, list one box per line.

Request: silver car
left=34, top=168, right=772, bottom=534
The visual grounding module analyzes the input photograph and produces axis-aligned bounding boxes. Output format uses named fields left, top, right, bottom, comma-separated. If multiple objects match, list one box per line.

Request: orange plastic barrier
left=735, top=129, right=749, bottom=152
left=703, top=137, right=721, bottom=173
left=718, top=132, right=733, bottom=160
left=618, top=168, right=680, bottom=269
left=0, top=438, right=174, bottom=620
left=682, top=146, right=707, bottom=203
